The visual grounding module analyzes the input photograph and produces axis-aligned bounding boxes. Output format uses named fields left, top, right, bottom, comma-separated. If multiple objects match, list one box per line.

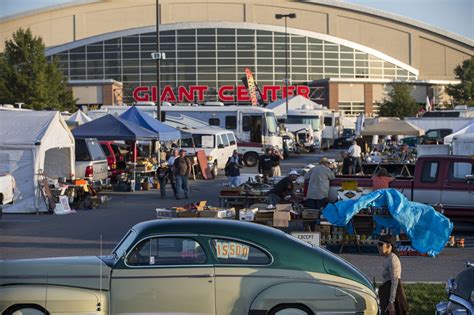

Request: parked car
left=0, top=219, right=378, bottom=315
left=180, top=128, right=238, bottom=177
left=75, top=138, right=109, bottom=186
left=436, top=262, right=473, bottom=315
left=100, top=141, right=126, bottom=181
left=328, top=155, right=474, bottom=222
left=422, top=128, right=453, bottom=144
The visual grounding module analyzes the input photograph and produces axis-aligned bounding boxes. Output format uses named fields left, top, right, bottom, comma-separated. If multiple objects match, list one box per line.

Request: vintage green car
left=0, top=219, right=378, bottom=315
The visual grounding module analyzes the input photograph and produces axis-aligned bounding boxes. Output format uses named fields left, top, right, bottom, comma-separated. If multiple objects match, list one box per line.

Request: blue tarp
left=72, top=114, right=158, bottom=141
left=119, top=106, right=181, bottom=141
left=323, top=189, right=453, bottom=257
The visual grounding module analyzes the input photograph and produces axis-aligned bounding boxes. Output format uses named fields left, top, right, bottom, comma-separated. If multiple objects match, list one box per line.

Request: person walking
left=271, top=147, right=284, bottom=177
left=258, top=147, right=274, bottom=182
left=267, top=170, right=299, bottom=206
left=372, top=167, right=394, bottom=190
left=173, top=149, right=192, bottom=200
left=167, top=149, right=179, bottom=198
left=377, top=234, right=409, bottom=315
left=340, top=151, right=353, bottom=175
left=225, top=150, right=243, bottom=187
left=156, top=160, right=169, bottom=199
left=348, top=139, right=362, bottom=174
left=305, top=157, right=335, bottom=209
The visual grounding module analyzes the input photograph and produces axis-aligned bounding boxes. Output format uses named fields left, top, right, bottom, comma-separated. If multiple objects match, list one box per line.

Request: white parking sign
left=291, top=232, right=320, bottom=248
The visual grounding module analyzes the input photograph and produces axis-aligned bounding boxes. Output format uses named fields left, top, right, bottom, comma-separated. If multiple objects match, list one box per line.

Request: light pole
left=275, top=13, right=296, bottom=116
left=155, top=0, right=161, bottom=120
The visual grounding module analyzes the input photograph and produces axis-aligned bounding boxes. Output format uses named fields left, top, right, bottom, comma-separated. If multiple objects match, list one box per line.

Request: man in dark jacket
left=173, top=149, right=192, bottom=199
left=225, top=150, right=243, bottom=187
left=267, top=170, right=299, bottom=205
left=258, top=147, right=274, bottom=182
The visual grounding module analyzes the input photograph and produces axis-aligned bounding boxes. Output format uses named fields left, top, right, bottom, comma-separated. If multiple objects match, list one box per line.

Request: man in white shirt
left=348, top=140, right=362, bottom=174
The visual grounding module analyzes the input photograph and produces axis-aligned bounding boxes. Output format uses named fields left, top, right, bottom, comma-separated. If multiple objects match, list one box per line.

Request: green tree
left=446, top=57, right=474, bottom=106
left=378, top=83, right=419, bottom=118
left=0, top=28, right=76, bottom=110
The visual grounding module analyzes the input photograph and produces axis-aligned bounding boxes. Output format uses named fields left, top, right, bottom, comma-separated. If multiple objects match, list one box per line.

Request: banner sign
left=245, top=68, right=258, bottom=106
left=133, top=85, right=310, bottom=103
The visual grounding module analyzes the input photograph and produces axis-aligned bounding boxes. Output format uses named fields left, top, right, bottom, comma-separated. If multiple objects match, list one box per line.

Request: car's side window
left=210, top=239, right=271, bottom=265
left=127, top=237, right=207, bottom=266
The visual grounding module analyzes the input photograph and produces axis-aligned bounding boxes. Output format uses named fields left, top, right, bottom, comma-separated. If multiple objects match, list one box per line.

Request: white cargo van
left=179, top=128, right=238, bottom=177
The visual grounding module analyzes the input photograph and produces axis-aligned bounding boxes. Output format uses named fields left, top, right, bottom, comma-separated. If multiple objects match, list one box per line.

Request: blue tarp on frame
left=322, top=189, right=453, bottom=257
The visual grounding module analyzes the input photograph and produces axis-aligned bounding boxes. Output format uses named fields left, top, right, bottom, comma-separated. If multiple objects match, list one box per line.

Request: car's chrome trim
left=449, top=294, right=474, bottom=314
left=203, top=235, right=275, bottom=267
left=123, top=234, right=209, bottom=269
left=112, top=274, right=213, bottom=279
left=0, top=275, right=109, bottom=279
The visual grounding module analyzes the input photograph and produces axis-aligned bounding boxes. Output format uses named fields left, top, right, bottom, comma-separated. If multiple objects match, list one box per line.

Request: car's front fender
left=0, top=285, right=108, bottom=315
left=249, top=281, right=378, bottom=315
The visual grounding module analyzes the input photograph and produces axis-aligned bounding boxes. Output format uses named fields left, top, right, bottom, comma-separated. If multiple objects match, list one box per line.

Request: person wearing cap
left=173, top=149, right=192, bottom=200
left=225, top=150, right=243, bottom=187
left=167, top=148, right=179, bottom=198
left=156, top=160, right=169, bottom=199
left=305, top=157, right=335, bottom=209
left=267, top=170, right=299, bottom=206
left=377, top=234, right=409, bottom=315
left=258, top=147, right=274, bottom=182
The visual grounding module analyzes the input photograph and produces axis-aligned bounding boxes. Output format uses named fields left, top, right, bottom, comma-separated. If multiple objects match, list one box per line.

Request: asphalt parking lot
left=1, top=150, right=472, bottom=282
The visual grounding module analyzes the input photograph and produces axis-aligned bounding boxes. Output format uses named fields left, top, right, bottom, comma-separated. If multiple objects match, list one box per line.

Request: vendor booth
left=72, top=114, right=159, bottom=191
left=0, top=111, right=75, bottom=213
left=66, top=110, right=92, bottom=128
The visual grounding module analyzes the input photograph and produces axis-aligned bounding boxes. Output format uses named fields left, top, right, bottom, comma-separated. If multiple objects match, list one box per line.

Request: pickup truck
left=0, top=173, right=15, bottom=218
left=329, top=156, right=474, bottom=221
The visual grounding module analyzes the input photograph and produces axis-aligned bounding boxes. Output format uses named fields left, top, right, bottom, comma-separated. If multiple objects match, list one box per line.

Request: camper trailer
left=161, top=105, right=282, bottom=166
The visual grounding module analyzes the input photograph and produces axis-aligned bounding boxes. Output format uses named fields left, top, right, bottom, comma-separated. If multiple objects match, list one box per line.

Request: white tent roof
left=266, top=95, right=324, bottom=117
left=0, top=111, right=75, bottom=213
left=67, top=110, right=92, bottom=125
left=444, top=122, right=474, bottom=144
left=361, top=118, right=425, bottom=136
left=0, top=111, right=74, bottom=146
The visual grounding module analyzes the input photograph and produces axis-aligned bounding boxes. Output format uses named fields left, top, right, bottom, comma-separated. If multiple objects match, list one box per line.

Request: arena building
left=1, top=0, right=473, bottom=114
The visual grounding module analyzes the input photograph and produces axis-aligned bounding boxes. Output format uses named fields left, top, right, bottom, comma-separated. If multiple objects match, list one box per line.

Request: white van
left=179, top=128, right=238, bottom=177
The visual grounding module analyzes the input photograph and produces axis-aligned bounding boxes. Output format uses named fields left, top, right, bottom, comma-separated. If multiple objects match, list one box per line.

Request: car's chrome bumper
left=435, top=301, right=448, bottom=315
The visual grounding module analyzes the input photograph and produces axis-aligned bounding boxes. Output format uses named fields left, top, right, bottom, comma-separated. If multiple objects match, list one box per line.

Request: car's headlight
left=446, top=278, right=456, bottom=295
left=207, top=156, right=213, bottom=161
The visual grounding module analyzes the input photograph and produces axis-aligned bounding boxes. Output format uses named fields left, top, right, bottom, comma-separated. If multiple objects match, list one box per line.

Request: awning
left=362, top=118, right=425, bottom=136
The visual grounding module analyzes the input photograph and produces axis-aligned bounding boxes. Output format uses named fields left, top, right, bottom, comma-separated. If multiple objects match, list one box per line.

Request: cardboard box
left=239, top=209, right=257, bottom=221
left=273, top=204, right=292, bottom=227
left=302, top=209, right=320, bottom=220
left=156, top=208, right=177, bottom=219
left=316, top=223, right=332, bottom=236
left=199, top=210, right=218, bottom=218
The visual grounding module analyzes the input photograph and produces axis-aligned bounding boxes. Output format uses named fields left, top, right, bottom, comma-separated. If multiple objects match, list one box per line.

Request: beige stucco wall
left=1, top=0, right=472, bottom=80
left=338, top=83, right=364, bottom=102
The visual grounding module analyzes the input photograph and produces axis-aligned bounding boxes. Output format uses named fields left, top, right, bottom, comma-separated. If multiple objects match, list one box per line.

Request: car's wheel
left=211, top=161, right=218, bottom=178
left=243, top=152, right=258, bottom=167
left=268, top=304, right=314, bottom=315
left=4, top=304, right=48, bottom=315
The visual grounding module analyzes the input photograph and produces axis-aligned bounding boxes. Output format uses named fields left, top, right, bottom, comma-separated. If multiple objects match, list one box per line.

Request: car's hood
left=0, top=256, right=111, bottom=290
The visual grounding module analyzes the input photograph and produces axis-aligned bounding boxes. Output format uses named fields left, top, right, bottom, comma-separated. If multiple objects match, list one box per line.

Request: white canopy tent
left=67, top=110, right=92, bottom=128
left=266, top=95, right=324, bottom=118
left=444, top=122, right=474, bottom=144
left=0, top=111, right=75, bottom=213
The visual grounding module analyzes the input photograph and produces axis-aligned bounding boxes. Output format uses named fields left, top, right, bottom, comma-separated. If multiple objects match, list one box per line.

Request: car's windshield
left=287, top=115, right=321, bottom=131
left=181, top=134, right=215, bottom=148
left=265, top=112, right=278, bottom=135
left=112, top=229, right=137, bottom=260
left=87, top=140, right=107, bottom=161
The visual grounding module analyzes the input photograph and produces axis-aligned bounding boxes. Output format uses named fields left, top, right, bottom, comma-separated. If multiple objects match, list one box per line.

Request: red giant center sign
left=132, top=85, right=310, bottom=103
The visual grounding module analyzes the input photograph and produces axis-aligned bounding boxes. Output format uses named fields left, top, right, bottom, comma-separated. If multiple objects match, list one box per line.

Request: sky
left=0, top=0, right=472, bottom=40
